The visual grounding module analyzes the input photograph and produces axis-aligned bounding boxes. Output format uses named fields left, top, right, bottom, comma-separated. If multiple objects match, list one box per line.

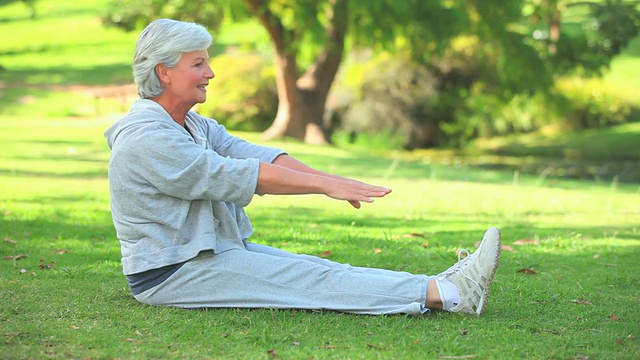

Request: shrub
left=553, top=77, right=634, bottom=130
left=331, top=54, right=441, bottom=150
left=197, top=52, right=277, bottom=132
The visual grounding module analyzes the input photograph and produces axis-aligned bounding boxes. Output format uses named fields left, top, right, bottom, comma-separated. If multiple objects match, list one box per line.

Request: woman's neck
left=151, top=96, right=191, bottom=126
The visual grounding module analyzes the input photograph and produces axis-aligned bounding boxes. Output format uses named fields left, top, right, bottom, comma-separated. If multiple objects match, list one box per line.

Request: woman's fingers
left=348, top=200, right=361, bottom=209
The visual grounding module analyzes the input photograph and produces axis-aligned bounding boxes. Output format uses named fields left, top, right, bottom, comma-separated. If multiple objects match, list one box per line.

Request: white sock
left=436, top=278, right=460, bottom=311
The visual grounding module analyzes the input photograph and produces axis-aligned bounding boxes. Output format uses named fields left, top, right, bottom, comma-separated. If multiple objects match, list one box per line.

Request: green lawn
left=1, top=117, right=639, bottom=359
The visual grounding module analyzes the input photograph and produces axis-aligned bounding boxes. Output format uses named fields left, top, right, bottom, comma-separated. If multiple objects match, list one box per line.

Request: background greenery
left=101, top=0, right=640, bottom=148
left=0, top=1, right=639, bottom=359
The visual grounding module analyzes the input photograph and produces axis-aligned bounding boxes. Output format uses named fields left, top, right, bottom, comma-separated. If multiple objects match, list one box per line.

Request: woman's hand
left=321, top=176, right=391, bottom=209
left=258, top=155, right=391, bottom=208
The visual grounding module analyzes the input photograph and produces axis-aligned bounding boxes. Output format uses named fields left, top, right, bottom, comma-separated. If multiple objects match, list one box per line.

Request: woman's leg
left=134, top=228, right=500, bottom=316
left=135, top=248, right=430, bottom=315
left=245, top=242, right=426, bottom=279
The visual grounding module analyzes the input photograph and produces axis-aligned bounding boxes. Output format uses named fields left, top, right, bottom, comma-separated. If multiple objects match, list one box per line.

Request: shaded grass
left=458, top=122, right=640, bottom=183
left=1, top=117, right=639, bottom=359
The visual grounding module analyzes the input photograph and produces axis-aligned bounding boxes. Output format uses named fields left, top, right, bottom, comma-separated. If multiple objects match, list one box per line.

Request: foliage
left=99, top=0, right=640, bottom=147
left=553, top=76, right=635, bottom=129
left=102, top=0, right=234, bottom=33
left=521, top=0, right=640, bottom=75
left=0, top=0, right=37, bottom=17
left=197, top=53, right=277, bottom=132
left=335, top=54, right=440, bottom=150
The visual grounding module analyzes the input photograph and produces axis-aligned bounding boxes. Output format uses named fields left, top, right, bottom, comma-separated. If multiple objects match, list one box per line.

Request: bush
left=197, top=52, right=277, bottom=132
left=329, top=42, right=637, bottom=150
left=450, top=89, right=550, bottom=140
left=553, top=77, right=634, bottom=130
left=331, top=54, right=442, bottom=150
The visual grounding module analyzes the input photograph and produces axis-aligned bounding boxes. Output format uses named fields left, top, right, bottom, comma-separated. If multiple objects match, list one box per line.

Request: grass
left=1, top=1, right=639, bottom=359
left=1, top=117, right=639, bottom=360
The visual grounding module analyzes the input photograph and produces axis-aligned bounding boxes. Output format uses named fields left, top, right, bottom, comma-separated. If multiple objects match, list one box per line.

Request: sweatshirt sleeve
left=193, top=113, right=286, bottom=163
left=116, top=121, right=259, bottom=206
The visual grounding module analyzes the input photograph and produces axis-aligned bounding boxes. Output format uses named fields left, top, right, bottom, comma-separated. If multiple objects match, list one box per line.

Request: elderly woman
left=105, top=19, right=501, bottom=316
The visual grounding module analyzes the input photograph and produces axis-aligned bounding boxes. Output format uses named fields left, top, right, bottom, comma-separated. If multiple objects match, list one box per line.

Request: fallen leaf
left=517, top=268, right=537, bottom=275
left=319, top=250, right=331, bottom=258
left=3, top=238, right=17, bottom=245
left=513, top=239, right=540, bottom=246
left=318, top=345, right=349, bottom=349
left=616, top=339, right=622, bottom=344
left=373, top=248, right=382, bottom=254
left=458, top=329, right=469, bottom=335
left=571, top=299, right=591, bottom=305
left=501, top=245, right=514, bottom=252
left=4, top=254, right=27, bottom=261
left=609, top=314, right=620, bottom=321
left=71, top=325, right=79, bottom=330
left=55, top=249, right=69, bottom=255
left=38, top=260, right=55, bottom=269
left=421, top=242, right=430, bottom=248
left=5, top=332, right=29, bottom=338
left=267, top=349, right=277, bottom=357
left=406, top=233, right=425, bottom=238
left=126, top=338, right=142, bottom=344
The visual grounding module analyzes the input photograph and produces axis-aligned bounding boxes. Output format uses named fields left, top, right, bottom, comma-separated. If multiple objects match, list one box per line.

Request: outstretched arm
left=256, top=154, right=391, bottom=209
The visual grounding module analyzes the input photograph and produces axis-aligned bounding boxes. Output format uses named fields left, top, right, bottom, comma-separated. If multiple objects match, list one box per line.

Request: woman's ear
left=155, top=64, right=170, bottom=85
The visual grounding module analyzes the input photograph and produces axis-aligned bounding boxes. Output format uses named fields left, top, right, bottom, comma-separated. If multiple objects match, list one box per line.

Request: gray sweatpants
left=134, top=243, right=430, bottom=315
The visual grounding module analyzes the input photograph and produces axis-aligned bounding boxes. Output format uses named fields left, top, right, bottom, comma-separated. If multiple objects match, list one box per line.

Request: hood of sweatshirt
left=104, top=98, right=182, bottom=150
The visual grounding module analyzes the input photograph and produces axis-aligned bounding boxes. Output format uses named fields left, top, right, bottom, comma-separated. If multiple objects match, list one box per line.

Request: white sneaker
left=437, top=227, right=501, bottom=315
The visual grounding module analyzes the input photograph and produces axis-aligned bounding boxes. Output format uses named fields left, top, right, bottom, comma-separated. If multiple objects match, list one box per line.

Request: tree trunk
left=245, top=0, right=347, bottom=144
left=548, top=1, right=561, bottom=55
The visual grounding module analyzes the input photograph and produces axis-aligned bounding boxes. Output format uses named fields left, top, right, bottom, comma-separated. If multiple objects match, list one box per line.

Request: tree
left=526, top=0, right=640, bottom=75
left=104, top=0, right=639, bottom=144
left=243, top=0, right=347, bottom=144
left=104, top=0, right=468, bottom=144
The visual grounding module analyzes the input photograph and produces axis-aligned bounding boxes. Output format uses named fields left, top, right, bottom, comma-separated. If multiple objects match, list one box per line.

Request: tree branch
left=299, top=0, right=348, bottom=93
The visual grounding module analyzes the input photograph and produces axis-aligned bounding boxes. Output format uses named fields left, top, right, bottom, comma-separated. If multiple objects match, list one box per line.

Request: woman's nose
left=206, top=64, right=215, bottom=79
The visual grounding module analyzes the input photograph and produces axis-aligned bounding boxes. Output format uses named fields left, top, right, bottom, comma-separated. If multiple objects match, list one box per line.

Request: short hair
left=133, top=19, right=213, bottom=99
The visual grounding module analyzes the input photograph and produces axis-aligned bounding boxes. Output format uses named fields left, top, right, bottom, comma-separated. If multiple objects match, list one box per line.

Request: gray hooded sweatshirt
left=105, top=98, right=285, bottom=275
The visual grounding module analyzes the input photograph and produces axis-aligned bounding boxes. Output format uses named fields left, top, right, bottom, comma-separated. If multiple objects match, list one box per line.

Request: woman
left=105, top=18, right=501, bottom=316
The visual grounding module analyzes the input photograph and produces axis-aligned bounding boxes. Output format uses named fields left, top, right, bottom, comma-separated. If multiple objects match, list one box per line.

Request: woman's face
left=159, top=49, right=215, bottom=107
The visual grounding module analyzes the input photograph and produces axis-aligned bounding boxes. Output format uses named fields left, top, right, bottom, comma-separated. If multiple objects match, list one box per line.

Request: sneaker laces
left=437, top=249, right=482, bottom=291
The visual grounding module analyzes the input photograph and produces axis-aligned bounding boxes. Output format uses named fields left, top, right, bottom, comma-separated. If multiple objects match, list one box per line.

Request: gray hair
left=133, top=19, right=212, bottom=99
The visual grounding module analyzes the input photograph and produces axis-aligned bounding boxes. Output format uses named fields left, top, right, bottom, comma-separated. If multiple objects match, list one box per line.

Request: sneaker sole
left=475, top=227, right=501, bottom=315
